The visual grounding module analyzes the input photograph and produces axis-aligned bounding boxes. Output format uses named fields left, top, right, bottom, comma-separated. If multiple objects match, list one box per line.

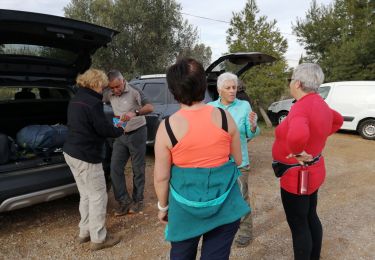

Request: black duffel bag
left=0, top=133, right=17, bottom=164
left=16, top=124, right=68, bottom=152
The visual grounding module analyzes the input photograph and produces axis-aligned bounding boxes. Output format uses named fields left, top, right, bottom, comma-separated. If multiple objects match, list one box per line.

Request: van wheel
left=358, top=119, right=375, bottom=140
left=277, top=111, right=289, bottom=125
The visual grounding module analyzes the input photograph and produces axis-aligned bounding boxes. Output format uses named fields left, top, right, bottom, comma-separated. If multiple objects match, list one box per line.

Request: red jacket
left=272, top=93, right=343, bottom=194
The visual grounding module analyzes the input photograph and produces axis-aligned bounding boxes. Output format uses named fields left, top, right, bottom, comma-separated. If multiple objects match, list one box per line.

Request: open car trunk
left=205, top=52, right=277, bottom=100
left=0, top=86, right=75, bottom=211
left=0, top=85, right=73, bottom=166
left=0, top=9, right=118, bottom=212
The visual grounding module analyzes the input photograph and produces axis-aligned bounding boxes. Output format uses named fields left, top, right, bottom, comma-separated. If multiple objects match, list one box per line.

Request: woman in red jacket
left=272, top=63, right=343, bottom=260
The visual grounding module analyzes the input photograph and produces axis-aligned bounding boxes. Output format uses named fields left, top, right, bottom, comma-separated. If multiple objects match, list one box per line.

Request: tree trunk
left=258, top=105, right=272, bottom=127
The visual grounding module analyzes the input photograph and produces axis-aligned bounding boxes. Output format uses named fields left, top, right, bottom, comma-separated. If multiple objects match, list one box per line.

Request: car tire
left=277, top=111, right=289, bottom=125
left=358, top=119, right=375, bottom=140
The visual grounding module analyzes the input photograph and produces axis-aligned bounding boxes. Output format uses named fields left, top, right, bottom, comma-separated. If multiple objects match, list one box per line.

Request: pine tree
left=226, top=0, right=289, bottom=123
left=293, top=0, right=375, bottom=81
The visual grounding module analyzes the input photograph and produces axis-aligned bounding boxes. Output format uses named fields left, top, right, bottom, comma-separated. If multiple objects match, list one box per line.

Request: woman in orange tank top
left=154, top=58, right=249, bottom=260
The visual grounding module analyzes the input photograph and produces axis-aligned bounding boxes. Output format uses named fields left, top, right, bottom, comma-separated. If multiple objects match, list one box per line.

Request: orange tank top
left=170, top=105, right=232, bottom=168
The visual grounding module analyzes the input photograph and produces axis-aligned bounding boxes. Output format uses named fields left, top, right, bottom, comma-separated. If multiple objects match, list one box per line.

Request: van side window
left=318, top=86, right=330, bottom=99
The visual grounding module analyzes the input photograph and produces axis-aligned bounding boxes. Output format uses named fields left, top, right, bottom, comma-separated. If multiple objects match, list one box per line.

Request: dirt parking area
left=0, top=128, right=374, bottom=260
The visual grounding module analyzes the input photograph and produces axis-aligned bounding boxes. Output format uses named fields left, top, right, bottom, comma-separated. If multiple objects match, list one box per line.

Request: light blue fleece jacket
left=208, top=98, right=260, bottom=168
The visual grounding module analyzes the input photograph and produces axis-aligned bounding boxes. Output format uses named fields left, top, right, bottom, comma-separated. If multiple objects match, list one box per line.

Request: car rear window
left=0, top=87, right=72, bottom=101
left=1, top=44, right=77, bottom=64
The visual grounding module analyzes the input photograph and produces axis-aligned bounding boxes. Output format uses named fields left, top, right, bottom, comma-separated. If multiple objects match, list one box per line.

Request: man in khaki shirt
left=104, top=70, right=154, bottom=216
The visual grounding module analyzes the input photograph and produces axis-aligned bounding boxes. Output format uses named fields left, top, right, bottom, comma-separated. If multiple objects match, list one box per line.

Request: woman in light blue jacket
left=208, top=72, right=259, bottom=247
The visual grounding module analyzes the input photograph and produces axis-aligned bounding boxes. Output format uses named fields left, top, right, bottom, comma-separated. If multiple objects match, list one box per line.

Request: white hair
left=292, top=63, right=324, bottom=92
left=217, top=72, right=238, bottom=90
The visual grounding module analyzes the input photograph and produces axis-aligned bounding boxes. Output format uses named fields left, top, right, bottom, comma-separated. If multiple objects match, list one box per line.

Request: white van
left=267, top=81, right=375, bottom=140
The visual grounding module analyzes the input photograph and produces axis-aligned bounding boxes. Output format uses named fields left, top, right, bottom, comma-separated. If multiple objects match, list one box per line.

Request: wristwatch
left=135, top=109, right=140, bottom=116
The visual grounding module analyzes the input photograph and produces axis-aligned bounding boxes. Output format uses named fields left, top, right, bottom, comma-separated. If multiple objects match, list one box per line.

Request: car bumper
left=0, top=162, right=77, bottom=213
left=0, top=183, right=78, bottom=213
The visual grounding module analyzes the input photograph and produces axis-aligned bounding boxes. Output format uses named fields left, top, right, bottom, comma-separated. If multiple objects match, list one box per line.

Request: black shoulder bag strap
left=218, top=107, right=228, bottom=132
left=165, top=117, right=178, bottom=147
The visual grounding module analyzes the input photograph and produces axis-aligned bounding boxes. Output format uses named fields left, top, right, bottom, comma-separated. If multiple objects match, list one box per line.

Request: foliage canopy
left=294, top=0, right=375, bottom=81
left=226, top=0, right=289, bottom=107
left=64, top=0, right=212, bottom=78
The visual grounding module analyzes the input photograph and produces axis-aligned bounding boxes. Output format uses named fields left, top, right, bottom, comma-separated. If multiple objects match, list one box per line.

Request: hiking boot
left=90, top=233, right=121, bottom=251
left=78, top=236, right=90, bottom=244
left=235, top=235, right=252, bottom=248
left=128, top=201, right=144, bottom=214
left=114, top=201, right=132, bottom=216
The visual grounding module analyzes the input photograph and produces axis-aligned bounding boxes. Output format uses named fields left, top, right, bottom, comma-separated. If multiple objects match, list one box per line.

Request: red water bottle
left=298, top=165, right=309, bottom=195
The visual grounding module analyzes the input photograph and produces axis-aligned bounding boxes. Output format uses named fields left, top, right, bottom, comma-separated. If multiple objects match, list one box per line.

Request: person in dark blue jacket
left=63, top=69, right=124, bottom=251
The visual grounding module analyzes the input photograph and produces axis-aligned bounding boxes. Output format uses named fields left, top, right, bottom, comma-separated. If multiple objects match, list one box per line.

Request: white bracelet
left=157, top=201, right=169, bottom=212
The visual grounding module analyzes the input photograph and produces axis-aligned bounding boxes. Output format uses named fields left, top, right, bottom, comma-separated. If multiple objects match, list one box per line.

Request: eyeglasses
left=287, top=78, right=296, bottom=84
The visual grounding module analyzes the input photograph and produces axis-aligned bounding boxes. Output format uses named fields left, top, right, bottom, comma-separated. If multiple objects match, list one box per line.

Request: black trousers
left=170, top=220, right=240, bottom=260
left=110, top=126, right=147, bottom=203
left=281, top=188, right=322, bottom=260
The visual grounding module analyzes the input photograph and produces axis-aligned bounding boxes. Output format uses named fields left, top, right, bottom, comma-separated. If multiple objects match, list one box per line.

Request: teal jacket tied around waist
left=165, top=161, right=251, bottom=242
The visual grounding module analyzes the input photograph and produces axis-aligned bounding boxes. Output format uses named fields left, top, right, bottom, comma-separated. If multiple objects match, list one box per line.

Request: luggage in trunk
left=0, top=133, right=17, bottom=164
left=16, top=124, right=68, bottom=153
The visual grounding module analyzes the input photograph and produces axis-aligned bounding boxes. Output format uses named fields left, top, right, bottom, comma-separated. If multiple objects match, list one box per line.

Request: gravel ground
left=0, top=128, right=374, bottom=259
